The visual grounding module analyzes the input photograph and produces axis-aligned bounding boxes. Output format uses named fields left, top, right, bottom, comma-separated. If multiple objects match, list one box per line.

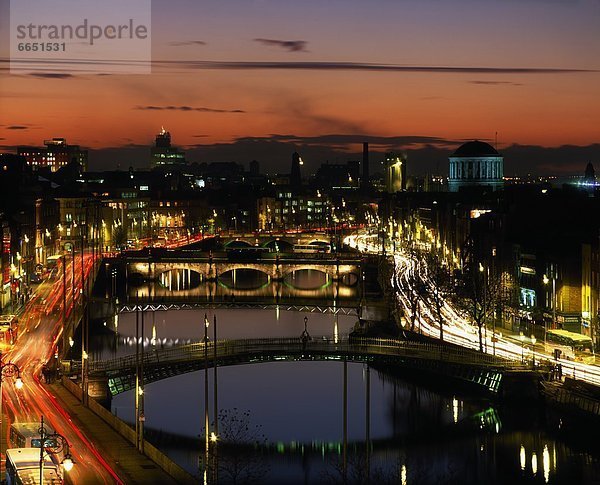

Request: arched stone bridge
left=86, top=337, right=527, bottom=397
left=126, top=250, right=361, bottom=282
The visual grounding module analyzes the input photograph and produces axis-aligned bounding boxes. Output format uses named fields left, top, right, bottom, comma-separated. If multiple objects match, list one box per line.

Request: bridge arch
left=157, top=268, right=203, bottom=291
left=262, top=239, right=293, bottom=252
left=218, top=268, right=271, bottom=290
left=223, top=240, right=255, bottom=248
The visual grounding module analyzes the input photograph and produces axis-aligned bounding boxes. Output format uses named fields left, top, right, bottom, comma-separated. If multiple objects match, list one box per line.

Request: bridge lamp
left=15, top=374, right=23, bottom=390
left=542, top=274, right=549, bottom=285
left=210, top=432, right=218, bottom=443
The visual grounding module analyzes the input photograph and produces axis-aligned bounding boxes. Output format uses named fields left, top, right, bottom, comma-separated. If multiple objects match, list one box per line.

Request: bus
left=546, top=329, right=595, bottom=362
left=0, top=314, right=18, bottom=347
left=10, top=423, right=58, bottom=450
left=6, top=448, right=63, bottom=485
left=45, top=255, right=63, bottom=278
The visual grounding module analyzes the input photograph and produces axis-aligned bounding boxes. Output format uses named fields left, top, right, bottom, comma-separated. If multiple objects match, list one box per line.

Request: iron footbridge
left=86, top=337, right=527, bottom=396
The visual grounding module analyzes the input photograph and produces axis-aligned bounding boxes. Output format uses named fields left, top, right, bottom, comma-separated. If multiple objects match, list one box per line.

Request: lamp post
left=38, top=415, right=74, bottom=484
left=212, top=314, right=218, bottom=485
left=203, top=313, right=210, bottom=484
left=543, top=268, right=556, bottom=342
left=520, top=332, right=525, bottom=364
left=531, top=335, right=537, bottom=368
left=479, top=262, right=489, bottom=354
left=0, top=353, right=23, bottom=459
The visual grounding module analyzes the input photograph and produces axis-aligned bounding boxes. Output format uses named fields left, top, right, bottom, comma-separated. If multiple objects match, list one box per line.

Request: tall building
left=385, top=152, right=406, bottom=193
left=150, top=127, right=186, bottom=169
left=584, top=162, right=596, bottom=184
left=290, top=152, right=302, bottom=190
left=448, top=140, right=503, bottom=192
left=362, top=142, right=370, bottom=189
left=18, top=138, right=88, bottom=172
left=315, top=161, right=360, bottom=189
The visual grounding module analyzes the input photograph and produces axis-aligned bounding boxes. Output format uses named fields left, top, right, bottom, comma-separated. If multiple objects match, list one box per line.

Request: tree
left=423, top=250, right=453, bottom=342
left=399, top=245, right=426, bottom=333
left=457, top=260, right=504, bottom=353
left=112, top=224, right=127, bottom=250
left=210, top=408, right=270, bottom=485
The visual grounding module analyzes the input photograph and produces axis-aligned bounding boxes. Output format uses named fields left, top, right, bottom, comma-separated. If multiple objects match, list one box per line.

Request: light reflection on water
left=94, top=308, right=600, bottom=484
left=92, top=309, right=355, bottom=361
left=91, top=270, right=600, bottom=484
left=128, top=267, right=359, bottom=303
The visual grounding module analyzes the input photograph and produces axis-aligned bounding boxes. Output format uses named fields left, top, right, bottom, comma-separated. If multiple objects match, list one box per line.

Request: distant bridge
left=86, top=337, right=527, bottom=397
left=124, top=249, right=362, bottom=282
left=221, top=232, right=333, bottom=250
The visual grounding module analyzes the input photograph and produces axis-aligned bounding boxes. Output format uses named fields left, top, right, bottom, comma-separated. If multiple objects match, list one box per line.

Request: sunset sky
left=0, top=0, right=599, bottom=174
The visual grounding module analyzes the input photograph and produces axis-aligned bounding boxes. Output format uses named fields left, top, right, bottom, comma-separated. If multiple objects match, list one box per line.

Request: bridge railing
left=89, top=336, right=524, bottom=374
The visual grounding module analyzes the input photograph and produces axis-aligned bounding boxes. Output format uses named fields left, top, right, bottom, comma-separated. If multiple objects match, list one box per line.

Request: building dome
left=448, top=140, right=503, bottom=192
left=453, top=140, right=498, bottom=158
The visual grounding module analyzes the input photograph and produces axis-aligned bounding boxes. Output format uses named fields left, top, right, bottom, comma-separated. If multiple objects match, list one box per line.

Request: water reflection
left=90, top=309, right=357, bottom=361
left=219, top=269, right=269, bottom=290
left=284, top=269, right=332, bottom=290
left=126, top=267, right=359, bottom=304
left=107, top=356, right=597, bottom=484
left=158, top=268, right=202, bottom=291
left=89, top=303, right=600, bottom=483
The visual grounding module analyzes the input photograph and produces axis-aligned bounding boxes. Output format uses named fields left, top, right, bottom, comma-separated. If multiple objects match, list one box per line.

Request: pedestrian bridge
left=87, top=337, right=527, bottom=397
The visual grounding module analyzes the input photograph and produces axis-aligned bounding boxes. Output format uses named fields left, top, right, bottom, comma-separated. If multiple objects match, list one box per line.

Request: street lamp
left=519, top=332, right=525, bottom=364
left=203, top=314, right=210, bottom=482
left=38, top=415, right=75, bottom=484
left=531, top=335, right=537, bottom=368
left=543, top=269, right=556, bottom=343
left=0, top=353, right=23, bottom=459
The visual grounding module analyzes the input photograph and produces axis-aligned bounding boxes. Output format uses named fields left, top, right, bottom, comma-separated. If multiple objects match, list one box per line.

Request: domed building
left=448, top=140, right=504, bottom=192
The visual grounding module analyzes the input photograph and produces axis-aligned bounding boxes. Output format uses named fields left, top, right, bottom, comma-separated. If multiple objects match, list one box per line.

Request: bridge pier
left=87, top=376, right=112, bottom=408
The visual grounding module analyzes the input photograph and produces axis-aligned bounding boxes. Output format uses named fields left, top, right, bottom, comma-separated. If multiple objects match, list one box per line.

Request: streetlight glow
left=62, top=456, right=74, bottom=472
left=15, top=376, right=23, bottom=390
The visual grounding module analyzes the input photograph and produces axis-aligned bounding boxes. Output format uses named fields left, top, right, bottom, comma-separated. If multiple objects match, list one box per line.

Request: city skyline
left=1, top=0, right=599, bottom=174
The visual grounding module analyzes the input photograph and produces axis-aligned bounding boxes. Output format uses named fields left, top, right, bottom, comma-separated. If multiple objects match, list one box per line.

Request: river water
left=88, top=270, right=600, bottom=484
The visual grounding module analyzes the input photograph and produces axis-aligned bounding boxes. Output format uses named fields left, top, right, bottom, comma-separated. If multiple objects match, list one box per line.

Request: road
left=345, top=232, right=600, bottom=386
left=2, top=253, right=123, bottom=484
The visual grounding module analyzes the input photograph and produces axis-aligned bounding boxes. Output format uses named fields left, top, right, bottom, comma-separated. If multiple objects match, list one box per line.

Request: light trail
left=2, top=252, right=124, bottom=484
left=345, top=232, right=600, bottom=387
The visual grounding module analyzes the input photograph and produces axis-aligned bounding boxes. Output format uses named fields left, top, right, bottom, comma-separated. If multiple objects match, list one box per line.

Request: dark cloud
left=153, top=60, right=593, bottom=75
left=240, top=134, right=457, bottom=148
left=168, top=40, right=207, bottom=47
left=469, top=80, right=523, bottom=86
left=5, top=125, right=29, bottom=130
left=28, top=72, right=74, bottom=79
left=1, top=56, right=593, bottom=76
left=254, top=38, right=308, bottom=52
left=135, top=105, right=245, bottom=114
